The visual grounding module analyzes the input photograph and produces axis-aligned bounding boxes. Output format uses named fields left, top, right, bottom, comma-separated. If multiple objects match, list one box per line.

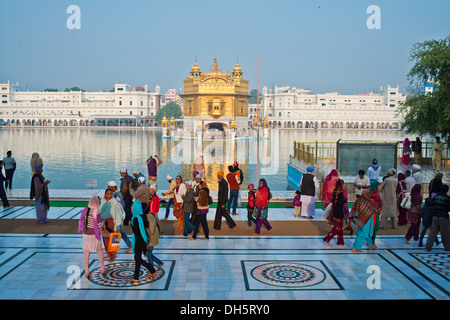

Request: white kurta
left=299, top=173, right=319, bottom=217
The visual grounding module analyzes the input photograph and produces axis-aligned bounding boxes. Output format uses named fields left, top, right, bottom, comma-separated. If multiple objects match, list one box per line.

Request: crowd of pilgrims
left=314, top=162, right=449, bottom=254
left=78, top=155, right=274, bottom=283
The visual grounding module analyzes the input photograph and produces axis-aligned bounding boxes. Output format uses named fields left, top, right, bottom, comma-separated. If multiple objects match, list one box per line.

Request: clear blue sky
left=0, top=0, right=449, bottom=95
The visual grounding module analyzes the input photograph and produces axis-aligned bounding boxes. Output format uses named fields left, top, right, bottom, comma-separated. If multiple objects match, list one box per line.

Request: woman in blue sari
left=129, top=200, right=157, bottom=283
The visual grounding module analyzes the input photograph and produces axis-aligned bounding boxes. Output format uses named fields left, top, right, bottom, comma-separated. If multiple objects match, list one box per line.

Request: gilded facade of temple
left=180, top=58, right=250, bottom=132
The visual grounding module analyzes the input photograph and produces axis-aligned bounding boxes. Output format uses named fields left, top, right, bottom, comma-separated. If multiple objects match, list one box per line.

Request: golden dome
left=233, top=58, right=242, bottom=73
left=204, top=58, right=228, bottom=77
left=191, top=58, right=201, bottom=73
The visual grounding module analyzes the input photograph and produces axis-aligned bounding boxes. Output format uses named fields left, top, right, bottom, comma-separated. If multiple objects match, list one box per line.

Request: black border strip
left=387, top=249, right=450, bottom=297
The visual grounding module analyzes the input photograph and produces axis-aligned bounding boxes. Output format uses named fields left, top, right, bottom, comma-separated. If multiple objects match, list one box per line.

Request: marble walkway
left=0, top=204, right=449, bottom=301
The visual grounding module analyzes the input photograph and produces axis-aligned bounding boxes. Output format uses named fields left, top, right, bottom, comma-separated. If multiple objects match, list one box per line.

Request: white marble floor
left=0, top=232, right=448, bottom=301
left=1, top=196, right=449, bottom=302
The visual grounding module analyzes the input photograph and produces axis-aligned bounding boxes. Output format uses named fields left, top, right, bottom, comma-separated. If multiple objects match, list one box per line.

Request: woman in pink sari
left=322, top=169, right=340, bottom=209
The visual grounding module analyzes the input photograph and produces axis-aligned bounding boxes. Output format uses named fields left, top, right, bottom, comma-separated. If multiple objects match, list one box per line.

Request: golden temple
left=180, top=57, right=250, bottom=132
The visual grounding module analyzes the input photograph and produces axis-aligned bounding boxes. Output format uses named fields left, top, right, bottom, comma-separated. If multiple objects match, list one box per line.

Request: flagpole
left=257, top=54, right=260, bottom=122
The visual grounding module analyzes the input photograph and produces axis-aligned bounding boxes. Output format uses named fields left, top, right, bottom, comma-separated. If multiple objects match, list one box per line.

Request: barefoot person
left=299, top=167, right=318, bottom=219
left=129, top=200, right=157, bottom=283
left=0, top=161, right=11, bottom=209
left=213, top=171, right=237, bottom=231
left=190, top=181, right=210, bottom=241
left=253, top=179, right=273, bottom=235
left=78, top=195, right=106, bottom=278
left=30, top=164, right=50, bottom=224
left=350, top=189, right=381, bottom=253
left=323, top=179, right=347, bottom=246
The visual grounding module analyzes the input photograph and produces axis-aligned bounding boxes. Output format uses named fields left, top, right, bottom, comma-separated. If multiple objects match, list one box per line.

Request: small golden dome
left=191, top=61, right=201, bottom=73
left=233, top=58, right=242, bottom=73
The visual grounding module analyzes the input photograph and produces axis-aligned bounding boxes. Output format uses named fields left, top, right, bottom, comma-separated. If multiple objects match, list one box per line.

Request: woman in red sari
left=321, top=169, right=340, bottom=209
left=396, top=172, right=408, bottom=226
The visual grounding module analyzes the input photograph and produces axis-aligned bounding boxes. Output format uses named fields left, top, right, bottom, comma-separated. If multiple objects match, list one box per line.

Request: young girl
left=246, top=184, right=257, bottom=229
left=293, top=190, right=301, bottom=217
left=323, top=179, right=347, bottom=246
left=78, top=196, right=106, bottom=278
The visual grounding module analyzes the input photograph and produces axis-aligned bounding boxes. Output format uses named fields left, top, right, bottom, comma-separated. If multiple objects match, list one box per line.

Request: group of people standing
left=78, top=154, right=276, bottom=283
left=401, top=136, right=445, bottom=173
left=316, top=159, right=449, bottom=253
left=79, top=159, right=164, bottom=283
left=160, top=159, right=274, bottom=236
left=0, top=151, right=51, bottom=225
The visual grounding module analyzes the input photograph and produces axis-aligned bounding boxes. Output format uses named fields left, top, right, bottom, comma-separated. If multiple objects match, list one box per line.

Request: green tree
left=398, top=36, right=450, bottom=139
left=249, top=89, right=262, bottom=104
left=155, top=101, right=182, bottom=123
left=43, top=88, right=59, bottom=92
left=64, top=87, right=85, bottom=92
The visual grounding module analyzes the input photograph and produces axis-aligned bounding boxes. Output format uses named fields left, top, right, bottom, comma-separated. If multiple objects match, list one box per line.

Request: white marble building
left=252, top=84, right=406, bottom=130
left=0, top=82, right=161, bottom=127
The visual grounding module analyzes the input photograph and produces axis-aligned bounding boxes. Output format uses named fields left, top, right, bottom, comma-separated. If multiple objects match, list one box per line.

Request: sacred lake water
left=0, top=127, right=409, bottom=191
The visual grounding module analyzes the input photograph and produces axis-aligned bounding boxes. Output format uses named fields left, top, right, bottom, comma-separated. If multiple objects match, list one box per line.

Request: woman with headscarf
left=396, top=172, right=408, bottom=226
left=100, top=188, right=132, bottom=254
left=351, top=188, right=382, bottom=253
left=321, top=169, right=340, bottom=209
left=100, top=189, right=119, bottom=261
left=253, top=178, right=273, bottom=235
left=78, top=196, right=106, bottom=278
left=404, top=184, right=423, bottom=244
left=30, top=152, right=43, bottom=176
left=368, top=181, right=382, bottom=248
left=173, top=175, right=186, bottom=231
left=30, top=164, right=50, bottom=224
left=428, top=172, right=443, bottom=198
left=401, top=138, right=411, bottom=166
left=323, top=179, right=347, bottom=246
left=379, top=168, right=399, bottom=229
left=299, top=167, right=319, bottom=219
left=129, top=200, right=157, bottom=283
left=412, top=137, right=422, bottom=165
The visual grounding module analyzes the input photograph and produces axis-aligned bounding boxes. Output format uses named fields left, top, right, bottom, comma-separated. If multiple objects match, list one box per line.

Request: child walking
left=246, top=184, right=257, bottom=229
left=293, top=190, right=301, bottom=217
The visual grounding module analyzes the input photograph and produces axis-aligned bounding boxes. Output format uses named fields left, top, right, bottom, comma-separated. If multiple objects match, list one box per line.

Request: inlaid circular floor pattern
left=251, top=263, right=326, bottom=288
left=88, top=261, right=164, bottom=287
